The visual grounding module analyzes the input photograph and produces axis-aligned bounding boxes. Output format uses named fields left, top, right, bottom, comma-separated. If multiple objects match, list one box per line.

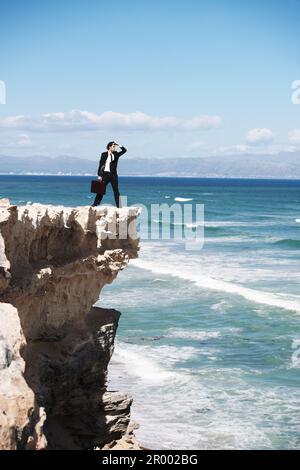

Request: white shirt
left=104, top=150, right=115, bottom=172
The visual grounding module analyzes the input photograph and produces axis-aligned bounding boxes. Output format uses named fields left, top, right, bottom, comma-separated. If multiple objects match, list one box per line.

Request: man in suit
left=92, top=141, right=127, bottom=207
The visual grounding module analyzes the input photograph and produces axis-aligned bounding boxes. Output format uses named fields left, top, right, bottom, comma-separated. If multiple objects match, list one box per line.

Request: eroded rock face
left=0, top=302, right=36, bottom=450
left=0, top=203, right=141, bottom=449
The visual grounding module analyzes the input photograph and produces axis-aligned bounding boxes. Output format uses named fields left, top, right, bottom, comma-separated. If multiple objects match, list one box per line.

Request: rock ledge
left=0, top=202, right=141, bottom=450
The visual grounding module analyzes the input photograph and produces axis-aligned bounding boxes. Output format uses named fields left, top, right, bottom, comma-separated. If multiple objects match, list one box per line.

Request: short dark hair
left=106, top=141, right=116, bottom=150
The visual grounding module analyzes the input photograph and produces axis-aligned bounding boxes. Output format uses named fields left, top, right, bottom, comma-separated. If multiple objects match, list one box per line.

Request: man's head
left=106, top=141, right=117, bottom=151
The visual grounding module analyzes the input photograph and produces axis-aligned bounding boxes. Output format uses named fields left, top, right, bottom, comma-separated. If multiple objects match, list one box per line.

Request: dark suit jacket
left=97, top=146, right=127, bottom=177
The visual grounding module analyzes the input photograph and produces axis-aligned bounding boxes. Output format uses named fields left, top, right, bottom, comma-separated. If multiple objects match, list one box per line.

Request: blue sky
left=0, top=0, right=300, bottom=161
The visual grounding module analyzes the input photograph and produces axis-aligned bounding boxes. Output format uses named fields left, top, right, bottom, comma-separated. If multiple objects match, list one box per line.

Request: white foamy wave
left=109, top=344, right=279, bottom=449
left=167, top=329, right=221, bottom=341
left=152, top=218, right=249, bottom=228
left=296, top=219, right=300, bottom=224
left=205, top=221, right=249, bottom=227
left=205, top=236, right=254, bottom=243
left=174, top=197, right=193, bottom=202
left=130, top=258, right=300, bottom=314
left=152, top=219, right=183, bottom=226
left=211, top=300, right=229, bottom=312
left=112, top=341, right=177, bottom=382
left=288, top=338, right=300, bottom=369
left=152, top=344, right=199, bottom=363
left=152, top=219, right=203, bottom=229
left=205, top=220, right=282, bottom=228
left=186, top=222, right=204, bottom=228
left=151, top=220, right=257, bottom=232
left=223, top=327, right=242, bottom=334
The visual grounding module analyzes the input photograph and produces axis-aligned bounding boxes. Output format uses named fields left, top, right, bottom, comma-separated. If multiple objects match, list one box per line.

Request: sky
left=0, top=0, right=300, bottom=162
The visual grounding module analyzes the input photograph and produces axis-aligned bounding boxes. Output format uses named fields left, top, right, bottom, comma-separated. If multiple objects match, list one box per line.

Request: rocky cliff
left=0, top=200, right=141, bottom=450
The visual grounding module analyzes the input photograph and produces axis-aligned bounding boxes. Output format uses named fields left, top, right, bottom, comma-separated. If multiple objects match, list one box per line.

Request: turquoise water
left=1, top=175, right=300, bottom=449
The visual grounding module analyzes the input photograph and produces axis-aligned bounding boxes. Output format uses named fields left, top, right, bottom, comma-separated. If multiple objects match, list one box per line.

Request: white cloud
left=187, top=140, right=206, bottom=151
left=246, top=128, right=275, bottom=145
left=212, top=143, right=295, bottom=157
left=0, top=109, right=222, bottom=133
left=211, top=144, right=251, bottom=156
left=288, top=129, right=300, bottom=145
left=16, top=133, right=32, bottom=147
left=0, top=133, right=33, bottom=149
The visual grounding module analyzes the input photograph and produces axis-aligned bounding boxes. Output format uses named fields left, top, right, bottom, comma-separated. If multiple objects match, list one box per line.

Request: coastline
left=1, top=173, right=300, bottom=180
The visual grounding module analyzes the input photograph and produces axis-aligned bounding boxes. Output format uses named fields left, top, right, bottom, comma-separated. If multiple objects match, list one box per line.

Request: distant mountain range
left=0, top=152, right=300, bottom=178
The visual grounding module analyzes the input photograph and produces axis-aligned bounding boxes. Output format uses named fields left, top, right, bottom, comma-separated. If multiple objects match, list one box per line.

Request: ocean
left=1, top=174, right=300, bottom=450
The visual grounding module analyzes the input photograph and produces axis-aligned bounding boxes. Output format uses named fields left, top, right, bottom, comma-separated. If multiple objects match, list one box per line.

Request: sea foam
left=130, top=258, right=300, bottom=314
left=174, top=197, right=193, bottom=202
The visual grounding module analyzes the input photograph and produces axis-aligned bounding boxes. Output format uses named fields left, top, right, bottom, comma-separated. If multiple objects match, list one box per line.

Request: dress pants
left=92, top=172, right=121, bottom=208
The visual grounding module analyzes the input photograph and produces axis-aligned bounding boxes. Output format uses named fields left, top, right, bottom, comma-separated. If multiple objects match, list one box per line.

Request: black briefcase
left=90, top=180, right=106, bottom=194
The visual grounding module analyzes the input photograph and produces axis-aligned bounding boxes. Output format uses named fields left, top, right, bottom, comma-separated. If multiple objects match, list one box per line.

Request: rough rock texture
left=0, top=202, right=141, bottom=450
left=101, top=421, right=145, bottom=450
left=0, top=302, right=41, bottom=450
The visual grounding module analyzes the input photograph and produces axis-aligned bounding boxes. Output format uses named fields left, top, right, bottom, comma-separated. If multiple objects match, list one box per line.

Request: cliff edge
left=0, top=201, right=141, bottom=450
